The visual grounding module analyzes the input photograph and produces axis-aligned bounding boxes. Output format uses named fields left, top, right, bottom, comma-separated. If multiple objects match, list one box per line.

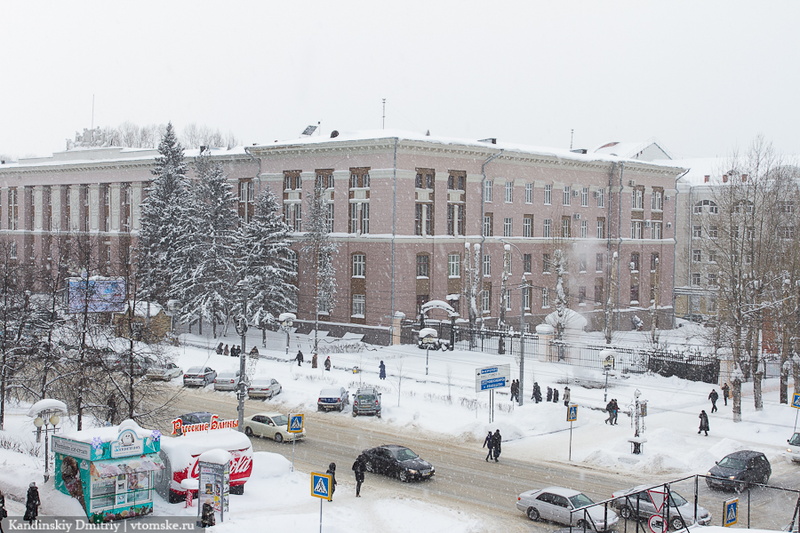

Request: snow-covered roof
left=593, top=140, right=673, bottom=161
left=126, top=300, right=166, bottom=318
left=61, top=419, right=153, bottom=443
left=160, top=429, right=251, bottom=468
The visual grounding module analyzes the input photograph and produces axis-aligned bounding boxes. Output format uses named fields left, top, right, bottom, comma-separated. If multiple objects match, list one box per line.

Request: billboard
left=67, top=277, right=127, bottom=314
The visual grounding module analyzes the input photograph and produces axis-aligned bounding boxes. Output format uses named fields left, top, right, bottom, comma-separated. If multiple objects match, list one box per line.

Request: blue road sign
left=311, top=472, right=332, bottom=500
left=475, top=364, right=511, bottom=392
left=567, top=404, right=578, bottom=422
left=723, top=498, right=738, bottom=527
left=288, top=413, right=304, bottom=433
left=792, top=393, right=800, bottom=409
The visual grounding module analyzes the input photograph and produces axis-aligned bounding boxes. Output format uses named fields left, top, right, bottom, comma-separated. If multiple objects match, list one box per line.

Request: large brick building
left=0, top=131, right=684, bottom=337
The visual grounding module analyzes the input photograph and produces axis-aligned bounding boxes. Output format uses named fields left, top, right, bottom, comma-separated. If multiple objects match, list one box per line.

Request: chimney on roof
left=479, top=137, right=497, bottom=144
left=704, top=175, right=710, bottom=183
left=742, top=174, right=748, bottom=182
left=722, top=175, right=728, bottom=183
left=570, top=148, right=588, bottom=154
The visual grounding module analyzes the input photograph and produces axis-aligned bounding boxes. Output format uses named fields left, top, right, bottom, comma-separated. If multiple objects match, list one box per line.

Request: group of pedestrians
left=604, top=399, right=619, bottom=425
left=295, top=350, right=330, bottom=371
left=698, top=383, right=729, bottom=436
left=317, top=454, right=368, bottom=501
left=215, top=343, right=248, bottom=357
left=482, top=429, right=503, bottom=462
left=528, top=383, right=569, bottom=404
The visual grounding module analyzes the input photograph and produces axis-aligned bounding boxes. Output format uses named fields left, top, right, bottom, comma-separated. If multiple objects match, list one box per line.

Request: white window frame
left=544, top=184, right=552, bottom=205
left=525, top=183, right=533, bottom=204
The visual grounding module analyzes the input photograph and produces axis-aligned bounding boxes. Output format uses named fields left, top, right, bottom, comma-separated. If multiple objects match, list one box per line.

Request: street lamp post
left=33, top=411, right=61, bottom=482
left=501, top=241, right=528, bottom=406
left=279, top=313, right=296, bottom=359
left=235, top=315, right=248, bottom=432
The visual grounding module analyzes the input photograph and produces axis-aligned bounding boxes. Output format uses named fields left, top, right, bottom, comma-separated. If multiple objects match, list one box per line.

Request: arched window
left=693, top=199, right=718, bottom=215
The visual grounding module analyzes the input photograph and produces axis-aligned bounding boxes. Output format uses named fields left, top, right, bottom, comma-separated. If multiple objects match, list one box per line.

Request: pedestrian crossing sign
left=288, top=413, right=304, bottom=433
left=567, top=404, right=578, bottom=422
left=723, top=498, right=738, bottom=527
left=792, top=393, right=800, bottom=409
left=311, top=472, right=332, bottom=500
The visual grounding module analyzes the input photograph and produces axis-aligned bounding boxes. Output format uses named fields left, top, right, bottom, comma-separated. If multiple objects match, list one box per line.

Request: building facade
left=0, top=132, right=684, bottom=336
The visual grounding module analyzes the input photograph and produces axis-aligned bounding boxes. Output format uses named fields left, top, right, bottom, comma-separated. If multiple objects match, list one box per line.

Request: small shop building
left=52, top=419, right=164, bottom=523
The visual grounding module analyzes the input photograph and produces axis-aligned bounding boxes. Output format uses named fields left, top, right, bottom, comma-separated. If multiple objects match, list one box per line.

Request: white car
left=145, top=362, right=182, bottom=381
left=787, top=433, right=800, bottom=462
left=516, top=486, right=618, bottom=531
left=243, top=412, right=305, bottom=443
left=247, top=378, right=282, bottom=399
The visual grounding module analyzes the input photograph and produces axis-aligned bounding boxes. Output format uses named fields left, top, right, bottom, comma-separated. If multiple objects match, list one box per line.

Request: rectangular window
left=284, top=170, right=302, bottom=190
left=481, top=287, right=491, bottom=313
left=630, top=283, right=640, bottom=304
left=523, top=253, right=532, bottom=273
left=542, top=288, right=549, bottom=308
left=652, top=222, right=662, bottom=239
left=503, top=217, right=513, bottom=237
left=505, top=181, right=513, bottom=203
left=447, top=171, right=465, bottom=191
left=285, top=203, right=302, bottom=231
left=448, top=253, right=461, bottom=277
left=544, top=184, right=552, bottom=205
left=596, top=253, right=604, bottom=272
left=708, top=225, right=718, bottom=238
left=352, top=253, right=366, bottom=277
left=350, top=168, right=371, bottom=188
left=525, top=183, right=533, bottom=204
left=692, top=273, right=701, bottom=285
left=579, top=254, right=587, bottom=272
left=238, top=180, right=255, bottom=222
left=708, top=273, right=718, bottom=286
left=581, top=187, right=589, bottom=207
left=483, top=213, right=493, bottom=237
left=416, top=254, right=430, bottom=278
left=415, top=203, right=433, bottom=235
left=446, top=203, right=464, bottom=236
left=8, top=187, right=18, bottom=230
left=632, top=188, right=644, bottom=209
left=580, top=220, right=587, bottom=238
left=596, top=218, right=605, bottom=239
left=561, top=216, right=571, bottom=238
left=352, top=294, right=366, bottom=317
left=325, top=202, right=334, bottom=232
left=349, top=202, right=369, bottom=234
left=692, top=225, right=702, bottom=238
left=484, top=179, right=493, bottom=202
left=692, top=249, right=701, bottom=262
left=522, top=215, right=533, bottom=238
left=483, top=254, right=492, bottom=276
left=708, top=251, right=717, bottom=263
left=651, top=189, right=664, bottom=210
left=563, top=186, right=571, bottom=206
left=416, top=169, right=434, bottom=189
left=596, top=188, right=605, bottom=207
left=522, top=286, right=531, bottom=310
left=543, top=219, right=552, bottom=238
left=543, top=253, right=551, bottom=273
left=630, top=220, right=643, bottom=239
left=316, top=169, right=334, bottom=189
left=630, top=252, right=640, bottom=272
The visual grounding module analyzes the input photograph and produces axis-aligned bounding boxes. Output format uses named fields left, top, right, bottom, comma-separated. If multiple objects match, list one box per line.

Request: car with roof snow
left=146, top=361, right=182, bottom=381
left=706, top=450, right=771, bottom=491
left=611, top=485, right=711, bottom=529
left=516, top=486, right=618, bottom=531
left=317, top=386, right=349, bottom=411
left=183, top=366, right=217, bottom=387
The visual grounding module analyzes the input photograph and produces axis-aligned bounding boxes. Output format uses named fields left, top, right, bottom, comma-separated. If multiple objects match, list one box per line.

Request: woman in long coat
left=24, top=482, right=40, bottom=524
left=698, top=410, right=710, bottom=436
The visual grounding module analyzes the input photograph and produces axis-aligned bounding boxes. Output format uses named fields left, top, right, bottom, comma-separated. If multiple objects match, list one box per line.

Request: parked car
left=706, top=450, right=771, bottom=491
left=361, top=444, right=435, bottom=482
left=516, top=486, right=618, bottom=531
left=247, top=378, right=282, bottom=399
left=214, top=371, right=243, bottom=392
left=318, top=386, right=349, bottom=411
left=611, top=485, right=711, bottom=530
left=146, top=361, right=182, bottom=381
left=183, top=366, right=217, bottom=387
left=243, top=412, right=305, bottom=443
left=786, top=433, right=800, bottom=462
left=107, top=353, right=155, bottom=375
left=352, top=387, right=382, bottom=417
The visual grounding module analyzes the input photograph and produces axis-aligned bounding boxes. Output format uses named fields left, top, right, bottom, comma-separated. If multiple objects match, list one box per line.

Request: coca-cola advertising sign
left=172, top=447, right=253, bottom=493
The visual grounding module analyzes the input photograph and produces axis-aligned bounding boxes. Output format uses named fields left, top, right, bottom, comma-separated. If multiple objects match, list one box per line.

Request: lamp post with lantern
left=29, top=400, right=67, bottom=482
left=279, top=313, right=296, bottom=359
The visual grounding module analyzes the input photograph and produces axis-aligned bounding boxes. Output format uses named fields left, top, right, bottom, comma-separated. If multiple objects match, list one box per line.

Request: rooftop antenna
left=570, top=128, right=574, bottom=150
left=382, top=98, right=386, bottom=129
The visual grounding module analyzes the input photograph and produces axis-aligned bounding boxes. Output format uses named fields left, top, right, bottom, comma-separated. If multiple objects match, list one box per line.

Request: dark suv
left=706, top=450, right=771, bottom=491
left=352, top=387, right=382, bottom=418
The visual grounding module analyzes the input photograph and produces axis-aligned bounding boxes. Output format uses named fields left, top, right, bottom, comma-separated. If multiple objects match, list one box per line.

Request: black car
left=706, top=450, right=771, bottom=491
left=361, top=444, right=435, bottom=482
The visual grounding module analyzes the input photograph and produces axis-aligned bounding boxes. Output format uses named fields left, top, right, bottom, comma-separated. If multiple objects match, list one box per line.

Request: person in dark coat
left=200, top=502, right=215, bottom=527
left=230, top=345, right=240, bottom=358
left=249, top=346, right=259, bottom=356
left=605, top=400, right=615, bottom=424
left=379, top=360, right=386, bottom=380
left=296, top=350, right=304, bottom=366
left=563, top=386, right=571, bottom=407
left=24, top=482, right=40, bottom=524
left=482, top=430, right=494, bottom=462
left=552, top=388, right=559, bottom=403
left=223, top=344, right=230, bottom=356
left=532, top=382, right=542, bottom=403
left=721, top=383, right=730, bottom=406
left=215, top=342, right=224, bottom=355
left=708, top=389, right=719, bottom=413
left=610, top=399, right=619, bottom=425
left=509, top=380, right=518, bottom=402
left=324, top=356, right=332, bottom=371
left=352, top=454, right=367, bottom=497
left=546, top=387, right=553, bottom=402
left=492, top=429, right=502, bottom=462
left=326, top=462, right=337, bottom=499
left=0, top=489, right=7, bottom=533
left=312, top=352, right=318, bottom=368
left=698, top=410, right=710, bottom=436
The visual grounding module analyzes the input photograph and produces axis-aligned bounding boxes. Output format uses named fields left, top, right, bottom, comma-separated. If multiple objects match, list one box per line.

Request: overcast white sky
left=2, top=1, right=798, bottom=160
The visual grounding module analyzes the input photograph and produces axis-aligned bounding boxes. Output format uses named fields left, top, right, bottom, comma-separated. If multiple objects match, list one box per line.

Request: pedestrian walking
left=610, top=399, right=619, bottom=425
left=215, top=342, right=224, bottom=355
left=605, top=399, right=614, bottom=424
left=324, top=356, right=332, bottom=371
left=200, top=502, right=215, bottom=528
left=312, top=352, right=318, bottom=368
left=0, top=489, right=7, bottom=533
left=379, top=360, right=386, bottom=380
left=552, top=388, right=559, bottom=403
left=230, top=345, right=241, bottom=358
left=708, top=389, right=719, bottom=413
left=510, top=380, right=519, bottom=402
left=326, top=462, right=338, bottom=499
left=352, top=454, right=367, bottom=497
left=532, top=382, right=542, bottom=403
left=563, top=386, right=571, bottom=407
left=698, top=409, right=710, bottom=436
left=722, top=383, right=730, bottom=406
left=492, top=429, right=502, bottom=462
left=223, top=344, right=230, bottom=356
left=24, top=482, right=40, bottom=524
left=482, top=431, right=494, bottom=462
left=296, top=350, right=304, bottom=366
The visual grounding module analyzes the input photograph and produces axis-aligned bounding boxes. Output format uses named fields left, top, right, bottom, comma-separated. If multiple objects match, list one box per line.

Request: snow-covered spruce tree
left=301, top=179, right=337, bottom=352
left=174, top=152, right=239, bottom=338
left=234, top=187, right=297, bottom=346
left=136, top=123, right=192, bottom=307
